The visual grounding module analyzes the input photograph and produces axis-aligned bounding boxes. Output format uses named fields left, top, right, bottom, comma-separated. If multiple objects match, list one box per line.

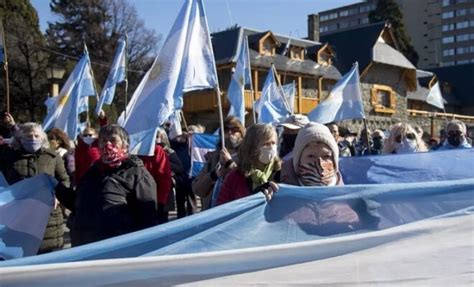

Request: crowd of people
left=0, top=111, right=471, bottom=255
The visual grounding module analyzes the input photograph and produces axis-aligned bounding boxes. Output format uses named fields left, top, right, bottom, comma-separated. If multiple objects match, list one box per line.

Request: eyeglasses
left=224, top=126, right=240, bottom=134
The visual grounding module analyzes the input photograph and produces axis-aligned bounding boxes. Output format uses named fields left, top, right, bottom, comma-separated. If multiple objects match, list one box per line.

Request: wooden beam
left=360, top=62, right=373, bottom=79
left=298, top=76, right=302, bottom=114
left=318, top=77, right=323, bottom=102
left=253, top=69, right=259, bottom=101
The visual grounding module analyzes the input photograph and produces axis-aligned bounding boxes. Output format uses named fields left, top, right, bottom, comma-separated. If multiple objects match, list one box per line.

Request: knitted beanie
left=292, top=122, right=340, bottom=173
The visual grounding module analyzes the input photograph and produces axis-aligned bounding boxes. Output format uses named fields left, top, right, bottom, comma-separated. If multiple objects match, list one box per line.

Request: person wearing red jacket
left=73, top=112, right=108, bottom=186
left=139, top=143, right=172, bottom=224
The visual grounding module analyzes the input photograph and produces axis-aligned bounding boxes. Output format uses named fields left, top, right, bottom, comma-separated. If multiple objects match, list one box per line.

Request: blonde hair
left=11, top=123, right=50, bottom=151
left=383, top=123, right=428, bottom=154
left=237, top=124, right=281, bottom=177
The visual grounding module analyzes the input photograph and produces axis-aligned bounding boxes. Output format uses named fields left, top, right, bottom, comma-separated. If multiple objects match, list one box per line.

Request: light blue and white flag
left=0, top=20, right=6, bottom=64
left=425, top=81, right=445, bottom=110
left=308, top=62, right=365, bottom=124
left=255, top=64, right=290, bottom=124
left=227, top=36, right=252, bottom=125
left=42, top=47, right=96, bottom=140
left=282, top=81, right=296, bottom=114
left=95, top=38, right=126, bottom=115
left=190, top=133, right=219, bottom=177
left=0, top=174, right=57, bottom=260
left=119, top=0, right=219, bottom=156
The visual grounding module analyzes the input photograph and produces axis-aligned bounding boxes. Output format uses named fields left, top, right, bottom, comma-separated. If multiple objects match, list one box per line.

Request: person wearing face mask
left=383, top=123, right=428, bottom=154
left=193, top=116, right=245, bottom=210
left=281, top=122, right=343, bottom=186
left=74, top=127, right=100, bottom=186
left=56, top=125, right=158, bottom=247
left=371, top=130, right=385, bottom=155
left=279, top=123, right=380, bottom=234
left=48, top=128, right=75, bottom=183
left=216, top=124, right=281, bottom=206
left=0, top=123, right=70, bottom=254
left=278, top=114, right=309, bottom=161
left=437, top=120, right=472, bottom=150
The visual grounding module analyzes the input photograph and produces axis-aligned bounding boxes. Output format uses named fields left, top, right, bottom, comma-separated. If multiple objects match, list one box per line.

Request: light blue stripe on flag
left=190, top=133, right=219, bottom=177
left=0, top=174, right=57, bottom=260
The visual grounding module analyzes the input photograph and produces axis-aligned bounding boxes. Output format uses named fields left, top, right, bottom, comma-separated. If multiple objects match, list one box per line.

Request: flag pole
left=216, top=87, right=226, bottom=149
left=83, top=43, right=98, bottom=124
left=124, top=35, right=129, bottom=121
left=1, top=19, right=10, bottom=113
left=363, top=118, right=371, bottom=155
left=180, top=110, right=188, bottom=131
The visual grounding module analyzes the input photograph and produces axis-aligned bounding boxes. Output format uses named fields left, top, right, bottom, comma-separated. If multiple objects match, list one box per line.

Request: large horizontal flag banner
left=189, top=133, right=219, bottom=177
left=0, top=175, right=57, bottom=260
left=340, top=149, right=474, bottom=184
left=1, top=167, right=473, bottom=286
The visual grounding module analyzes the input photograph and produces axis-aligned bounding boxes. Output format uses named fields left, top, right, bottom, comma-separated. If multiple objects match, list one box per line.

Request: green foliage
left=369, top=0, right=419, bottom=66
left=0, top=0, right=49, bottom=122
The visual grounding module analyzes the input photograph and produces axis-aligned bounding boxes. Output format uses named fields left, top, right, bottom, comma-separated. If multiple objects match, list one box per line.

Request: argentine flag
left=42, top=47, right=96, bottom=140
left=190, top=133, right=219, bottom=177
left=227, top=35, right=252, bottom=125
left=308, top=62, right=365, bottom=124
left=119, top=0, right=219, bottom=156
left=96, top=38, right=127, bottom=115
left=0, top=175, right=57, bottom=260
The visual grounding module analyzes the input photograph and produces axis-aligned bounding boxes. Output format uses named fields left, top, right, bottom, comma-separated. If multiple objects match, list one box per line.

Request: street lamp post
left=45, top=65, right=66, bottom=97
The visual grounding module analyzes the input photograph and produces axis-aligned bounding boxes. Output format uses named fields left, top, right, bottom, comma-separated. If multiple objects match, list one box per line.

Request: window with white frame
left=339, top=10, right=349, bottom=17
left=442, top=36, right=455, bottom=44
left=442, top=11, right=454, bottom=19
left=456, top=46, right=469, bottom=54
left=470, top=46, right=474, bottom=53
left=442, top=0, right=450, bottom=7
left=442, top=23, right=455, bottom=31
left=457, top=34, right=469, bottom=42
left=443, top=61, right=455, bottom=66
left=457, top=59, right=470, bottom=64
left=320, top=14, right=329, bottom=21
left=329, top=12, right=338, bottom=20
left=470, top=20, right=474, bottom=27
left=443, top=48, right=455, bottom=56
left=359, top=5, right=371, bottom=13
left=456, top=9, right=467, bottom=16
left=457, top=21, right=469, bottom=29
left=360, top=17, right=369, bottom=24
left=320, top=26, right=329, bottom=33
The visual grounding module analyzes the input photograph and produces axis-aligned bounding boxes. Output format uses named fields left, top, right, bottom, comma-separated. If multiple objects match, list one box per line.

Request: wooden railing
left=183, top=89, right=319, bottom=115
left=407, top=109, right=474, bottom=122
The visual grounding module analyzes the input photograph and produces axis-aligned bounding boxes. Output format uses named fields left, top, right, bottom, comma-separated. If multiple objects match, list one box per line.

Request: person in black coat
left=56, top=125, right=158, bottom=247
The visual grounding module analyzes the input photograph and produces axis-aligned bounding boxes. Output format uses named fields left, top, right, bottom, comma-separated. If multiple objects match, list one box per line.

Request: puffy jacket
left=0, top=146, right=70, bottom=253
left=57, top=156, right=158, bottom=247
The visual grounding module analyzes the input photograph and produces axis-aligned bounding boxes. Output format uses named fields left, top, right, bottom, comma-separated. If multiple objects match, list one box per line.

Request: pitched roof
left=428, top=63, right=474, bottom=106
left=320, top=22, right=415, bottom=74
left=211, top=27, right=341, bottom=80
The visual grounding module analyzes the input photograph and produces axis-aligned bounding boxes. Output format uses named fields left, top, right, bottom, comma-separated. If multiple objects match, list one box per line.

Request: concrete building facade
left=308, top=0, right=474, bottom=69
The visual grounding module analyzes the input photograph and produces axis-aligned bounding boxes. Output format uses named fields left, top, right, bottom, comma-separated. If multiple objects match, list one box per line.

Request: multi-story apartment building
left=307, top=0, right=474, bottom=69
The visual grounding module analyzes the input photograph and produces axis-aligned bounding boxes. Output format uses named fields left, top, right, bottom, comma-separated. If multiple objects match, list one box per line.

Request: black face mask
left=373, top=138, right=383, bottom=150
left=280, top=133, right=298, bottom=156
left=448, top=135, right=461, bottom=147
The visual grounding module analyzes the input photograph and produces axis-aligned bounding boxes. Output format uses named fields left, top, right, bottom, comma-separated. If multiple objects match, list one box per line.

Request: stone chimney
left=307, top=14, right=320, bottom=42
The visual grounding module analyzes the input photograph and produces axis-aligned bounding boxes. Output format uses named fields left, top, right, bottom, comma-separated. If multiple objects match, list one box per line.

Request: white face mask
left=82, top=136, right=96, bottom=145
left=395, top=138, right=417, bottom=154
left=258, top=145, right=277, bottom=164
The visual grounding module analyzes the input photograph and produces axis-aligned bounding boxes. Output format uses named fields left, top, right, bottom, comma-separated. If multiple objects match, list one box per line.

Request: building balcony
left=183, top=89, right=319, bottom=115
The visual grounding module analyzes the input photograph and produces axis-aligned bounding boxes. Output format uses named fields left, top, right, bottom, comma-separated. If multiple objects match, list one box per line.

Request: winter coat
left=74, top=138, right=100, bottom=185
left=216, top=169, right=253, bottom=206
left=57, top=156, right=158, bottom=247
left=193, top=149, right=237, bottom=210
left=0, top=146, right=70, bottom=253
left=139, top=145, right=172, bottom=206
